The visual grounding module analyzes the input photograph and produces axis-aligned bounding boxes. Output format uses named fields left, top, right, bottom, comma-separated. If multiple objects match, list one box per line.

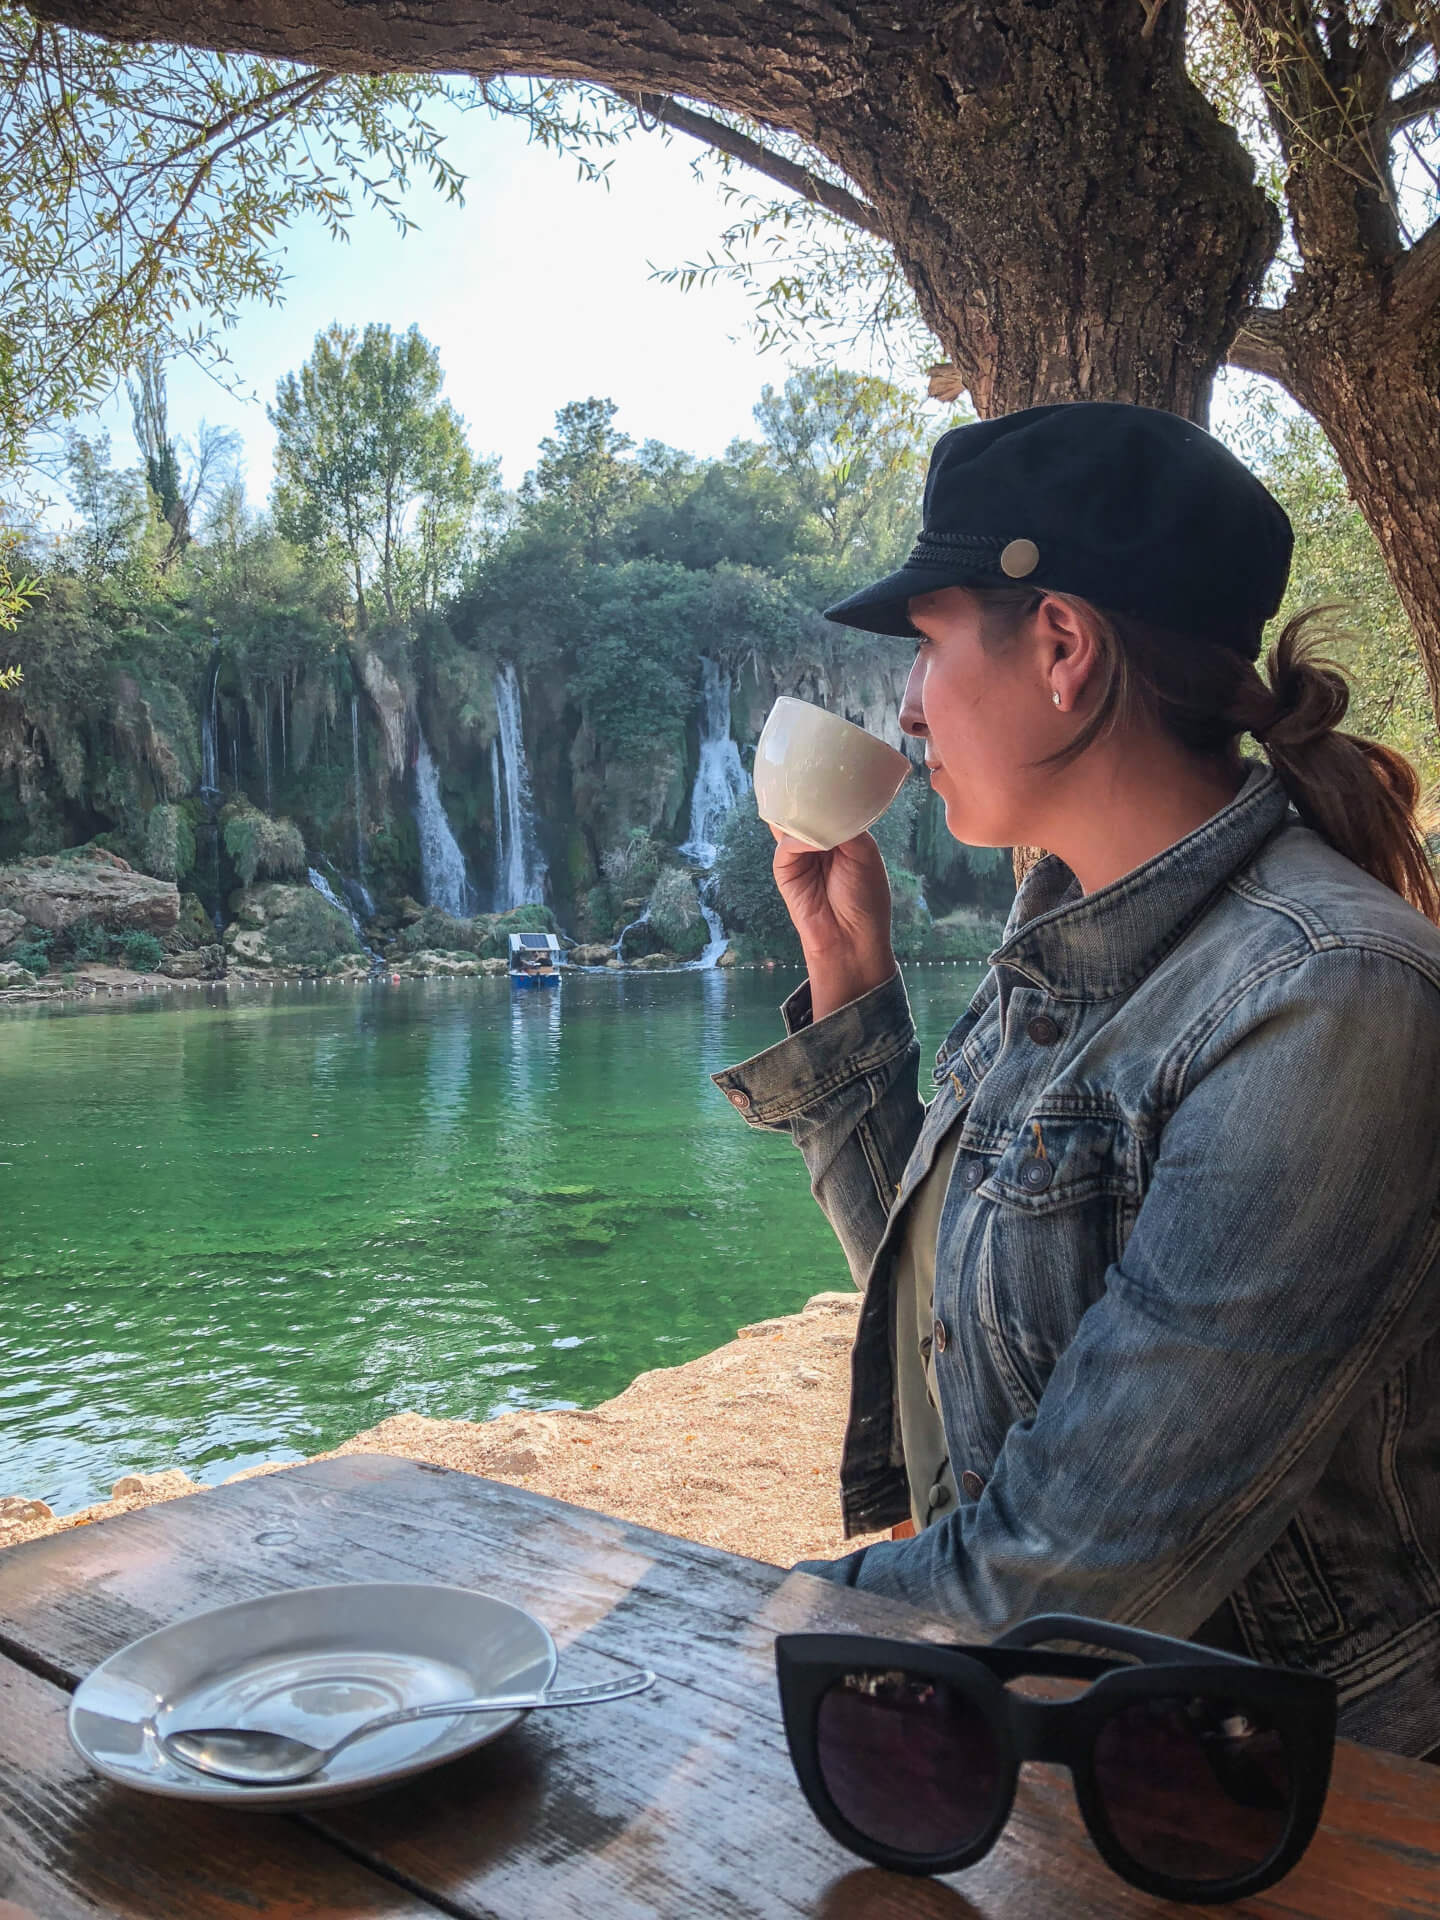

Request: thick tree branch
left=629, top=91, right=883, bottom=235
left=1226, top=304, right=1292, bottom=383
left=1387, top=76, right=1440, bottom=129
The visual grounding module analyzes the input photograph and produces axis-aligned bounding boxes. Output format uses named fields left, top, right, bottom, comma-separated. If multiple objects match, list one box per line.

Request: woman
left=714, top=403, right=1440, bottom=1756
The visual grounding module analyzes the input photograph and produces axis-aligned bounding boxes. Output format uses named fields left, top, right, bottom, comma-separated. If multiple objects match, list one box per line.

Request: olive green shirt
left=892, top=1130, right=960, bottom=1532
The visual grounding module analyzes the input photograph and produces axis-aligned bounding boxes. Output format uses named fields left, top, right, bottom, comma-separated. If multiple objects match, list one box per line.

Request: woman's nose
left=899, top=657, right=928, bottom=739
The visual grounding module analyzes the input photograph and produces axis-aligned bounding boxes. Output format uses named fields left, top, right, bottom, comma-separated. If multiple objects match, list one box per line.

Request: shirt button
left=727, top=1087, right=752, bottom=1111
left=960, top=1469, right=986, bottom=1501
left=961, top=1158, right=985, bottom=1189
left=1019, top=1156, right=1054, bottom=1193
left=932, top=1318, right=948, bottom=1355
left=1026, top=1014, right=1060, bottom=1046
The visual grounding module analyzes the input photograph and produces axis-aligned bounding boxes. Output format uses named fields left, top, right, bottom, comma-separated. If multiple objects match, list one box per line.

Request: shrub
left=68, top=917, right=110, bottom=963
left=142, top=802, right=195, bottom=882
left=261, top=889, right=359, bottom=969
left=221, top=800, right=306, bottom=885
left=9, top=933, right=51, bottom=974
left=117, top=930, right=164, bottom=972
left=714, top=803, right=802, bottom=965
left=648, top=867, right=707, bottom=961
left=600, top=828, right=661, bottom=896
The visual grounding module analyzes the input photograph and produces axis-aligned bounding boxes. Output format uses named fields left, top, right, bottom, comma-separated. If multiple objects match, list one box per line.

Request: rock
left=223, top=884, right=359, bottom=970
left=0, top=1495, right=53, bottom=1530
left=631, top=951, right=680, bottom=970
left=395, top=895, right=425, bottom=924
left=0, top=906, right=25, bottom=954
left=716, top=944, right=738, bottom=967
left=324, top=953, right=372, bottom=978
left=479, top=957, right=508, bottom=975
left=0, top=961, right=36, bottom=991
left=0, top=849, right=179, bottom=936
left=568, top=942, right=616, bottom=967
left=161, top=945, right=224, bottom=979
left=111, top=1469, right=203, bottom=1500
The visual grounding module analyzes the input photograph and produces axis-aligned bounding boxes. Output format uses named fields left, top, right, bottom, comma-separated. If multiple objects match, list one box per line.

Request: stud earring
left=1052, top=690, right=1062, bottom=707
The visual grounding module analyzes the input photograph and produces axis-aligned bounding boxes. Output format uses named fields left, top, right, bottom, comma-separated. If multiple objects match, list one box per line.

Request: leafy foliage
left=220, top=799, right=305, bottom=884
left=647, top=865, right=707, bottom=959
left=271, top=322, right=499, bottom=620
left=117, top=929, right=164, bottom=972
left=0, top=10, right=471, bottom=454
left=142, top=802, right=195, bottom=881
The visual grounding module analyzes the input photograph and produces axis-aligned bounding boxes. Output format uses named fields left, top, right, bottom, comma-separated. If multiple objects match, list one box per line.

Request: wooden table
left=1, top=1456, right=1438, bottom=1919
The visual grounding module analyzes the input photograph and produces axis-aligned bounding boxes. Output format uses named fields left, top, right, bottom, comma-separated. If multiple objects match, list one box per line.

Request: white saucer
left=68, top=1581, right=557, bottom=1807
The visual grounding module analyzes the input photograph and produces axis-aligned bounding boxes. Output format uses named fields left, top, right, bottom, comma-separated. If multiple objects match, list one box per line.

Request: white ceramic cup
left=752, top=697, right=912, bottom=851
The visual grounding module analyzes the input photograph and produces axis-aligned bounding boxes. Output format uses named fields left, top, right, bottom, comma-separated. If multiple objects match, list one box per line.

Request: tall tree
left=271, top=322, right=487, bottom=620
left=127, top=352, right=242, bottom=568
left=753, top=368, right=931, bottom=594
left=526, top=398, right=637, bottom=562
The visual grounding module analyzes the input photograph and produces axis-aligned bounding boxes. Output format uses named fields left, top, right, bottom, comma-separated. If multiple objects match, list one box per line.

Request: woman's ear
left=1034, top=595, right=1100, bottom=715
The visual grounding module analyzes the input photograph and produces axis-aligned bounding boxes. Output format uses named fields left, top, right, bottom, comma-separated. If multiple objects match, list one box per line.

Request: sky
left=45, top=99, right=940, bottom=525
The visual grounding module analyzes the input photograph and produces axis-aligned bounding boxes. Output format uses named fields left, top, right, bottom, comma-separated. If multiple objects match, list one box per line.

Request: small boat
left=508, top=932, right=562, bottom=987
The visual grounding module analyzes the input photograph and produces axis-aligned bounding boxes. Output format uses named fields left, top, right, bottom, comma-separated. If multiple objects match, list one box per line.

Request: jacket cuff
left=712, top=970, right=914, bottom=1125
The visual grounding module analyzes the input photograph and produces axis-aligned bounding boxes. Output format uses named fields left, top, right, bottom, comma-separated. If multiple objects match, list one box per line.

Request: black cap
left=823, top=402, right=1293, bottom=659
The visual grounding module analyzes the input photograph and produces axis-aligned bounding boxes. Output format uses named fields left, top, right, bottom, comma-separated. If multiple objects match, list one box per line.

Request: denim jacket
left=714, top=765, right=1440, bottom=1754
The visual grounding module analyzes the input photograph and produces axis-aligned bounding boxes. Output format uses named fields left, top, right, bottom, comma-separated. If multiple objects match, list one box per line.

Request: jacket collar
left=990, top=762, right=1292, bottom=1003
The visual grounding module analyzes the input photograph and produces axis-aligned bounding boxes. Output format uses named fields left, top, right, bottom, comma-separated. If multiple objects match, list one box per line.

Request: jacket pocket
left=971, top=1109, right=1139, bottom=1416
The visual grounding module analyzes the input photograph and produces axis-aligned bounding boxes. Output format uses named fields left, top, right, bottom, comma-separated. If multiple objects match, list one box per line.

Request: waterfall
left=414, top=729, right=475, bottom=917
left=307, top=866, right=378, bottom=961
left=676, top=657, right=747, bottom=968
left=680, top=658, right=748, bottom=867
left=200, top=652, right=220, bottom=796
left=350, top=694, right=366, bottom=880
left=615, top=907, right=650, bottom=961
left=491, top=661, right=548, bottom=911
left=261, top=695, right=272, bottom=813
left=684, top=879, right=730, bottom=972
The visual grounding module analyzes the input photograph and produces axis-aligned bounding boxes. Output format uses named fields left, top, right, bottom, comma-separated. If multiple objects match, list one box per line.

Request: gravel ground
left=0, top=1292, right=887, bottom=1566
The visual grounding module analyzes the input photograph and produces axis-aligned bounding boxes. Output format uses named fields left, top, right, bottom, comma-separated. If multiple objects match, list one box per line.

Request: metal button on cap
left=1026, top=1013, right=1060, bottom=1046
left=1019, top=1156, right=1054, bottom=1193
left=727, top=1087, right=752, bottom=1111
left=1000, top=537, right=1039, bottom=578
left=961, top=1158, right=985, bottom=1189
left=932, top=1318, right=948, bottom=1355
left=960, top=1469, right=986, bottom=1500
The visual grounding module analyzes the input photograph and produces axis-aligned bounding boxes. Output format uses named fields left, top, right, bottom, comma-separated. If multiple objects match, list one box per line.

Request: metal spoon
left=160, top=1667, right=655, bottom=1785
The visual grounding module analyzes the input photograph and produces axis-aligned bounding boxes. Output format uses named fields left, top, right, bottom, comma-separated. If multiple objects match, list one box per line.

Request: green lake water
left=0, top=965, right=980, bottom=1514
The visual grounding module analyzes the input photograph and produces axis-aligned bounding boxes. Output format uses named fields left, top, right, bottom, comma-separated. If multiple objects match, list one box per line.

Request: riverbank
left=0, top=1291, right=887, bottom=1565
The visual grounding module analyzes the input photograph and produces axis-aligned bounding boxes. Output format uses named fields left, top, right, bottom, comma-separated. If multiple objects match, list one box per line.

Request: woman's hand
left=771, top=827, right=897, bottom=1021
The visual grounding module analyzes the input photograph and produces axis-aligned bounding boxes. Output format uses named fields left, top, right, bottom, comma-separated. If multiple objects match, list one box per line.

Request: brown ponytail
left=971, top=588, right=1440, bottom=925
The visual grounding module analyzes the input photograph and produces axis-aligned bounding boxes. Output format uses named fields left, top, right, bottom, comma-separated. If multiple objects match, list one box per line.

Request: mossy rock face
left=224, top=883, right=359, bottom=970
left=0, top=961, right=37, bottom=991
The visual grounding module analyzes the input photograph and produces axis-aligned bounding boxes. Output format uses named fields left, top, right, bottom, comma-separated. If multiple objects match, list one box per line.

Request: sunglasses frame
left=775, top=1612, right=1337, bottom=1905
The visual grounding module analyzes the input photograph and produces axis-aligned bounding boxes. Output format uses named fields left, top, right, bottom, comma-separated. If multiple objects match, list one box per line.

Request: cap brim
left=823, top=563, right=983, bottom=636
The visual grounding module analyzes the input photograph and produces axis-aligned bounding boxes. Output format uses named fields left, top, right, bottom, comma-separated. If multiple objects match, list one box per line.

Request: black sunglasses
left=775, top=1612, right=1336, bottom=1905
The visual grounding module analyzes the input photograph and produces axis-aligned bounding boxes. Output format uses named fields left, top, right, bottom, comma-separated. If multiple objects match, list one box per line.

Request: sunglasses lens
left=1093, top=1693, right=1294, bottom=1885
left=815, top=1668, right=1003, bottom=1858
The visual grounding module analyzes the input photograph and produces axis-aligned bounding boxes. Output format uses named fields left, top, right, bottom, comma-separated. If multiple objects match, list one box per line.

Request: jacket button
left=727, top=1087, right=752, bottom=1111
left=928, top=1482, right=951, bottom=1511
left=1019, top=1156, right=1054, bottom=1193
left=1026, top=1014, right=1060, bottom=1046
left=960, top=1469, right=986, bottom=1500
left=961, top=1158, right=985, bottom=1189
left=932, top=1318, right=948, bottom=1354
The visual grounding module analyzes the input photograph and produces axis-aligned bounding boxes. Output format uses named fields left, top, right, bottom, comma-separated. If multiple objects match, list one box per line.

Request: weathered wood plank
left=0, top=1655, right=444, bottom=1919
left=2, top=1458, right=1438, bottom=1920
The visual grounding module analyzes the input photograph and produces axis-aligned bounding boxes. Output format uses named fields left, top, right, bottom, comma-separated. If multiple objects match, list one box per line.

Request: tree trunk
left=1286, top=327, right=1440, bottom=722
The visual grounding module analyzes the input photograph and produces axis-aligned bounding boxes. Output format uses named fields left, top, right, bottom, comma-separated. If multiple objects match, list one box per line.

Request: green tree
left=271, top=323, right=489, bottom=621
left=525, top=398, right=637, bottom=562
left=753, top=369, right=933, bottom=600
left=62, top=434, right=156, bottom=582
